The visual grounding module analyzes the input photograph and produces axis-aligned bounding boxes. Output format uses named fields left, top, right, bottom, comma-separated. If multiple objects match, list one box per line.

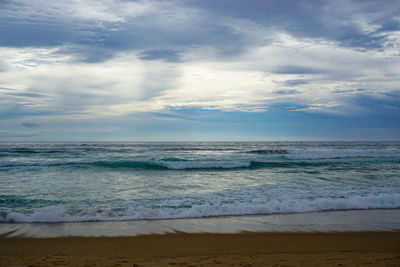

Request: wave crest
left=247, top=149, right=289, bottom=154
left=1, top=187, right=399, bottom=223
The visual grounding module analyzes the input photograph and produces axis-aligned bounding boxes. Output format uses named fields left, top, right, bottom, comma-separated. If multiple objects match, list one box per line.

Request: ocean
left=1, top=141, right=400, bottom=224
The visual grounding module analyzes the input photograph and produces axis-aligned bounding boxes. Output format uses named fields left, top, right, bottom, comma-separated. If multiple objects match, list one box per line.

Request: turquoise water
left=1, top=141, right=399, bottom=222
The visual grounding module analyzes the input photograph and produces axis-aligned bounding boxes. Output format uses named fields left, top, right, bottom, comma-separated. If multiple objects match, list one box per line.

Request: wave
left=1, top=186, right=399, bottom=223
left=0, top=148, right=67, bottom=154
left=90, top=160, right=252, bottom=170
left=0, top=160, right=345, bottom=170
left=0, top=195, right=64, bottom=208
left=2, top=159, right=400, bottom=170
left=247, top=149, right=289, bottom=154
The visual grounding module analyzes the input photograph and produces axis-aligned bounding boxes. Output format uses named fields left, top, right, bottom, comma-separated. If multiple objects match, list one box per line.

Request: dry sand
left=1, top=231, right=400, bottom=266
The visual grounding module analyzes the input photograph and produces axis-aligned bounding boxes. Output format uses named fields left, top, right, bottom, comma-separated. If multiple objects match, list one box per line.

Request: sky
left=0, top=0, right=399, bottom=141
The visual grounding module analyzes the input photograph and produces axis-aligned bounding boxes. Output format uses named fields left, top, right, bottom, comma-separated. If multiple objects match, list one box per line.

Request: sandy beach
left=1, top=231, right=399, bottom=266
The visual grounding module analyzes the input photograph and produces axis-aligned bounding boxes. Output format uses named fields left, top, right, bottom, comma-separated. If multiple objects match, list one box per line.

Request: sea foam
left=2, top=186, right=399, bottom=223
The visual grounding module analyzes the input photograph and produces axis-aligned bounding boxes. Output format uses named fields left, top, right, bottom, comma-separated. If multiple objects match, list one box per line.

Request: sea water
left=0, top=141, right=399, bottom=223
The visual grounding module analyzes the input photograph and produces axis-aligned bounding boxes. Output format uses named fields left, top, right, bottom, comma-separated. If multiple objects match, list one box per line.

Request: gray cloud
left=186, top=0, right=400, bottom=50
left=346, top=91, right=400, bottom=115
left=274, top=89, right=300, bottom=95
left=0, top=17, right=79, bottom=47
left=138, top=49, right=181, bottom=62
left=21, top=122, right=40, bottom=128
left=273, top=65, right=325, bottom=75
left=282, top=79, right=309, bottom=87
left=6, top=92, right=45, bottom=98
left=334, top=88, right=366, bottom=94
left=1, top=0, right=398, bottom=66
left=0, top=0, right=246, bottom=62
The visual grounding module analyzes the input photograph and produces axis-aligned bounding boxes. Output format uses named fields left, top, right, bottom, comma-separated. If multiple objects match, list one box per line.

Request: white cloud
left=352, top=16, right=381, bottom=34
left=0, top=59, right=8, bottom=72
left=378, top=31, right=400, bottom=57
left=0, top=47, right=180, bottom=118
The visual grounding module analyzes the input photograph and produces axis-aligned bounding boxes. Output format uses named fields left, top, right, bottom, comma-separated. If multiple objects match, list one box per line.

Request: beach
left=2, top=0, right=400, bottom=263
left=1, top=142, right=400, bottom=266
left=1, top=210, right=400, bottom=266
left=1, top=231, right=400, bottom=266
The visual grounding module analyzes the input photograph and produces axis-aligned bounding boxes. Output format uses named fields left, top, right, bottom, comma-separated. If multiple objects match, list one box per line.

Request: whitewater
left=0, top=141, right=399, bottom=223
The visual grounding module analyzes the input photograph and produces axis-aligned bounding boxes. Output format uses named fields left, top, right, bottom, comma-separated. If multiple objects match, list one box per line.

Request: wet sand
left=1, top=231, right=400, bottom=266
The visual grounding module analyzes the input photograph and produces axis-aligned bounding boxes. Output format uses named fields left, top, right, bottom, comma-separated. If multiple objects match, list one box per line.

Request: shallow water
left=1, top=209, right=400, bottom=237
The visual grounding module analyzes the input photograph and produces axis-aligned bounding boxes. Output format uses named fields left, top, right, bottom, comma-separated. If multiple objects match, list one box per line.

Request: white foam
left=2, top=186, right=400, bottom=223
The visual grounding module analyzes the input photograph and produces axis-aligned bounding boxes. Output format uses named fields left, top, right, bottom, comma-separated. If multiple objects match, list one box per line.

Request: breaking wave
left=247, top=149, right=289, bottom=154
left=1, top=159, right=385, bottom=170
left=1, top=186, right=399, bottom=223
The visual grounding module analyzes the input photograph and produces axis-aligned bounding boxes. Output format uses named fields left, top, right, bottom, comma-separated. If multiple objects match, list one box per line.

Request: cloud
left=0, top=59, right=8, bottom=72
left=1, top=0, right=398, bottom=64
left=138, top=49, right=181, bottom=62
left=21, top=122, right=40, bottom=128
left=1, top=26, right=399, bottom=120
left=282, top=80, right=308, bottom=87
left=273, top=65, right=324, bottom=75
left=274, top=89, right=300, bottom=95
left=0, top=47, right=182, bottom=118
left=6, top=92, right=44, bottom=98
left=350, top=92, right=400, bottom=113
left=0, top=0, right=399, bottom=140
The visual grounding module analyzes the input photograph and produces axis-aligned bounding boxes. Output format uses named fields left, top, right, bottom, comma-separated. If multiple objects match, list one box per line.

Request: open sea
left=1, top=141, right=400, bottom=224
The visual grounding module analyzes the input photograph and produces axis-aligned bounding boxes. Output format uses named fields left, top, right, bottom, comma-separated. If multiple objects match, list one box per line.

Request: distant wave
left=247, top=149, right=289, bottom=154
left=91, top=160, right=251, bottom=170
left=0, top=195, right=63, bottom=208
left=90, top=160, right=363, bottom=170
left=2, top=159, right=400, bottom=170
left=0, top=149, right=66, bottom=154
left=0, top=160, right=349, bottom=170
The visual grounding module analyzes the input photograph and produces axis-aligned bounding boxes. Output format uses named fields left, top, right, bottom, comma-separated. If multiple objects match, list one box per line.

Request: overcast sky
left=1, top=0, right=399, bottom=141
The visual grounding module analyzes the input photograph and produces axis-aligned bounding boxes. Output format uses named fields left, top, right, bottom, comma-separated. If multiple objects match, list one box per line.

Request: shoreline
left=1, top=209, right=400, bottom=238
left=2, top=209, right=400, bottom=265
left=1, top=231, right=400, bottom=266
